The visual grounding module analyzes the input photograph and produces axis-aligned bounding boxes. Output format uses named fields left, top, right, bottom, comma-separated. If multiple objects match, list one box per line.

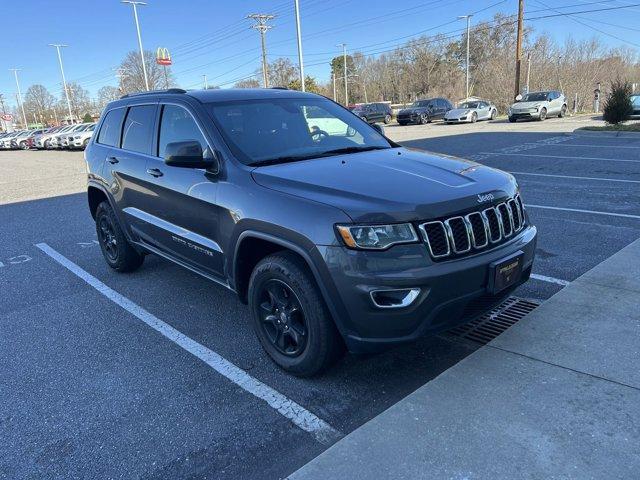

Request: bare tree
left=23, top=84, right=56, bottom=125
left=96, top=86, right=121, bottom=111
left=65, top=82, right=92, bottom=122
left=234, top=77, right=261, bottom=88
left=119, top=50, right=175, bottom=94
left=268, top=58, right=298, bottom=87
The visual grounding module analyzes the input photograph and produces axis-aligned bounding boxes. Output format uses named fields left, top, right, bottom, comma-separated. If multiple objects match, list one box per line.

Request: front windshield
left=460, top=102, right=479, bottom=109
left=411, top=100, right=431, bottom=108
left=521, top=92, right=548, bottom=102
left=207, top=97, right=391, bottom=166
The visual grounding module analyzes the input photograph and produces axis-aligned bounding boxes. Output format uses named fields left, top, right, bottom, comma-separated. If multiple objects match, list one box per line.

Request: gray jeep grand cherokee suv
left=86, top=88, right=536, bottom=376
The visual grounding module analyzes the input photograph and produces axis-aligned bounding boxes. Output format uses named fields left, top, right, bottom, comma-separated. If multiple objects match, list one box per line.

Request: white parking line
left=526, top=204, right=640, bottom=220
left=530, top=274, right=570, bottom=286
left=511, top=171, right=640, bottom=184
left=552, top=144, right=640, bottom=149
left=493, top=153, right=640, bottom=163
left=35, top=242, right=342, bottom=446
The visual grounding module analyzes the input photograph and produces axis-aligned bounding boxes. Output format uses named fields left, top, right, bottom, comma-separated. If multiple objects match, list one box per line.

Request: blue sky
left=2, top=0, right=638, bottom=108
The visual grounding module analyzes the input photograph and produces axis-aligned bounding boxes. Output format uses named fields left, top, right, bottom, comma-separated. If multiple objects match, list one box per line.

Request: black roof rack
left=270, top=86, right=288, bottom=90
left=120, top=88, right=186, bottom=99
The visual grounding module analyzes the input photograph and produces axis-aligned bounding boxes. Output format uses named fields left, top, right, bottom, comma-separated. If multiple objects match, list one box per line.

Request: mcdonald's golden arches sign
left=156, top=47, right=172, bottom=66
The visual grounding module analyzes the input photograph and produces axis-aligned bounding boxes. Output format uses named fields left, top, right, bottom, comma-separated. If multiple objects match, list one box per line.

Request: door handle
left=107, top=156, right=119, bottom=164
left=146, top=168, right=164, bottom=178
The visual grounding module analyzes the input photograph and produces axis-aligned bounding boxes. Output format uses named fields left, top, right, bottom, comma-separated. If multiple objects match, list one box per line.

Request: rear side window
left=97, top=108, right=125, bottom=147
left=122, top=105, right=156, bottom=154
left=158, top=105, right=208, bottom=159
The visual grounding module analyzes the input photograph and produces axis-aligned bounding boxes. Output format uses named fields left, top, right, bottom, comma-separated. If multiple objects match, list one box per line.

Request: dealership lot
left=2, top=118, right=639, bottom=479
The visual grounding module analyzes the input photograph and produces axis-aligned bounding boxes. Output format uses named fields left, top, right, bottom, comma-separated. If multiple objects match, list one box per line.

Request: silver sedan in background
left=444, top=100, right=497, bottom=124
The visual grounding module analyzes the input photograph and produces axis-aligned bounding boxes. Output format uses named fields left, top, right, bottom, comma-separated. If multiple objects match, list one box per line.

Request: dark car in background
left=351, top=102, right=393, bottom=124
left=397, top=98, right=453, bottom=125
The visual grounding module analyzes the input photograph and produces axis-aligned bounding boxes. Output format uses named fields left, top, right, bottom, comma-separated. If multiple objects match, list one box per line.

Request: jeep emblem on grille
left=477, top=193, right=495, bottom=203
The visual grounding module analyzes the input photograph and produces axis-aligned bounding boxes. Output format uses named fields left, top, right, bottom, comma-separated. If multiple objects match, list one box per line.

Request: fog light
left=370, top=288, right=420, bottom=309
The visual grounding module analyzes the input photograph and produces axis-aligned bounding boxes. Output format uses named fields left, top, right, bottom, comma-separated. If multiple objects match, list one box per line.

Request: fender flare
left=87, top=181, right=137, bottom=245
left=233, top=230, right=347, bottom=337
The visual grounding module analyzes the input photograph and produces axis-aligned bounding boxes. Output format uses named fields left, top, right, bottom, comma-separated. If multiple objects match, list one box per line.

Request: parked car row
left=348, top=90, right=567, bottom=127
left=0, top=123, right=97, bottom=150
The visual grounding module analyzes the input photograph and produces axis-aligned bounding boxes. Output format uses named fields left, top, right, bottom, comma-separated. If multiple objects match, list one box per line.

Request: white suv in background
left=70, top=123, right=97, bottom=149
left=508, top=90, right=567, bottom=122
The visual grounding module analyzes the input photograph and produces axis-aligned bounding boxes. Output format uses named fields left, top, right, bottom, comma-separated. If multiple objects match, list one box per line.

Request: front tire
left=44, top=139, right=51, bottom=149
left=538, top=108, right=547, bottom=121
left=95, top=202, right=144, bottom=272
left=383, top=114, right=392, bottom=124
left=490, top=109, right=497, bottom=120
left=418, top=113, right=428, bottom=125
left=470, top=112, right=477, bottom=123
left=509, top=116, right=517, bottom=123
left=248, top=252, right=344, bottom=376
left=19, top=141, right=28, bottom=150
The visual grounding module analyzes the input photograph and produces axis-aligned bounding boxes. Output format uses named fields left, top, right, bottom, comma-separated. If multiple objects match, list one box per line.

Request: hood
left=251, top=148, right=518, bottom=223
left=511, top=101, right=546, bottom=109
left=399, top=107, right=428, bottom=115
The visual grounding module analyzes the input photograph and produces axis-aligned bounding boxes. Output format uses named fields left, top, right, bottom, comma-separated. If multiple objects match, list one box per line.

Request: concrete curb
left=571, top=128, right=640, bottom=138
left=289, top=238, right=640, bottom=480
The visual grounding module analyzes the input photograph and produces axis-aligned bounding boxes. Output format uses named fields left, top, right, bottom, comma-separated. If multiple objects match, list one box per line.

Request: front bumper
left=319, top=226, right=537, bottom=353
left=509, top=110, right=540, bottom=120
left=397, top=113, right=418, bottom=124
left=445, top=116, right=469, bottom=123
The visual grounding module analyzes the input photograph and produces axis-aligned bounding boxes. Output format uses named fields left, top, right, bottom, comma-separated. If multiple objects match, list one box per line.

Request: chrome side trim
left=123, top=207, right=222, bottom=253
left=418, top=221, right=451, bottom=258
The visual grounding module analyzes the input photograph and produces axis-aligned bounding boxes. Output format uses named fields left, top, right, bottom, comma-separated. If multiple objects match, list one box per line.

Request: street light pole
left=202, top=74, right=208, bottom=89
left=122, top=1, right=150, bottom=91
left=48, top=44, right=74, bottom=124
left=458, top=15, right=472, bottom=100
left=337, top=43, right=348, bottom=106
left=293, top=0, right=305, bottom=91
left=332, top=73, right=336, bottom=101
left=9, top=69, right=28, bottom=128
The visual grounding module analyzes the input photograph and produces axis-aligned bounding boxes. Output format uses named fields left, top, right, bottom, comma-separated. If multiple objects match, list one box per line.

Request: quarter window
left=122, top=105, right=156, bottom=154
left=158, top=105, right=208, bottom=159
left=97, top=108, right=125, bottom=147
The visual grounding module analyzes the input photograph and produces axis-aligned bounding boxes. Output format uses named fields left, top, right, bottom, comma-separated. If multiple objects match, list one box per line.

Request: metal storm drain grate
left=447, top=297, right=539, bottom=345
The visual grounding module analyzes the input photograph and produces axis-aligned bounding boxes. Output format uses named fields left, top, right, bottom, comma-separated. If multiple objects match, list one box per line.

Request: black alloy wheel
left=98, top=214, right=119, bottom=263
left=257, top=279, right=307, bottom=357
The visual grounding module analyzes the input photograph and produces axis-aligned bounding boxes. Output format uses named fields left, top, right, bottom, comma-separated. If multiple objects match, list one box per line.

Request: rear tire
left=383, top=114, right=392, bottom=124
left=558, top=105, right=567, bottom=118
left=490, top=109, right=497, bottom=120
left=248, top=252, right=344, bottom=376
left=19, top=141, right=28, bottom=150
left=82, top=138, right=90, bottom=149
left=508, top=116, right=517, bottom=123
left=44, top=139, right=51, bottom=149
left=418, top=113, right=428, bottom=125
left=95, top=201, right=144, bottom=272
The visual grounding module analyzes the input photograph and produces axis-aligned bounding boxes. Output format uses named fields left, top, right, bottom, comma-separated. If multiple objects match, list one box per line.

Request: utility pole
left=48, top=44, right=74, bottom=124
left=337, top=43, right=348, bottom=106
left=293, top=0, right=305, bottom=91
left=0, top=93, right=6, bottom=114
left=247, top=13, right=275, bottom=88
left=525, top=52, right=531, bottom=94
left=9, top=69, right=28, bottom=129
left=332, top=73, right=336, bottom=101
left=458, top=15, right=472, bottom=100
left=122, top=1, right=150, bottom=91
left=514, top=0, right=524, bottom=98
left=202, top=74, right=208, bottom=89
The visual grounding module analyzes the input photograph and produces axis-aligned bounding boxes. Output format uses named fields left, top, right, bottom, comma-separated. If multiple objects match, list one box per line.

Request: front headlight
left=336, top=223, right=418, bottom=250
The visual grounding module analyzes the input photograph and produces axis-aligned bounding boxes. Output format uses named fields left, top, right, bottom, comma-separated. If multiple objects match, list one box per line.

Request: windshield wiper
left=250, top=146, right=390, bottom=166
left=315, top=146, right=390, bottom=157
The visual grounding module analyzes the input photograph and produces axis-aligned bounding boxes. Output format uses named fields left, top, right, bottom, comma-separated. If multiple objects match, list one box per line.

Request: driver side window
left=158, top=105, right=208, bottom=159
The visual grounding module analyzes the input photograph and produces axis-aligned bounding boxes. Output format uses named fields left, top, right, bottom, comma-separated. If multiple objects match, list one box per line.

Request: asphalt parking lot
left=2, top=116, right=639, bottom=479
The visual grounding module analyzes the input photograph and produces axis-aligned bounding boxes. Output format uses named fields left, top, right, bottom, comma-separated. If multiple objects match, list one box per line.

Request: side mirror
left=164, top=141, right=219, bottom=172
left=515, top=94, right=523, bottom=101
left=371, top=123, right=385, bottom=136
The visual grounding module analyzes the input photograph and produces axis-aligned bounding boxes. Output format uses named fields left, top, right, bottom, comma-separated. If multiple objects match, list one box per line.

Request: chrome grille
left=419, top=195, right=526, bottom=260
